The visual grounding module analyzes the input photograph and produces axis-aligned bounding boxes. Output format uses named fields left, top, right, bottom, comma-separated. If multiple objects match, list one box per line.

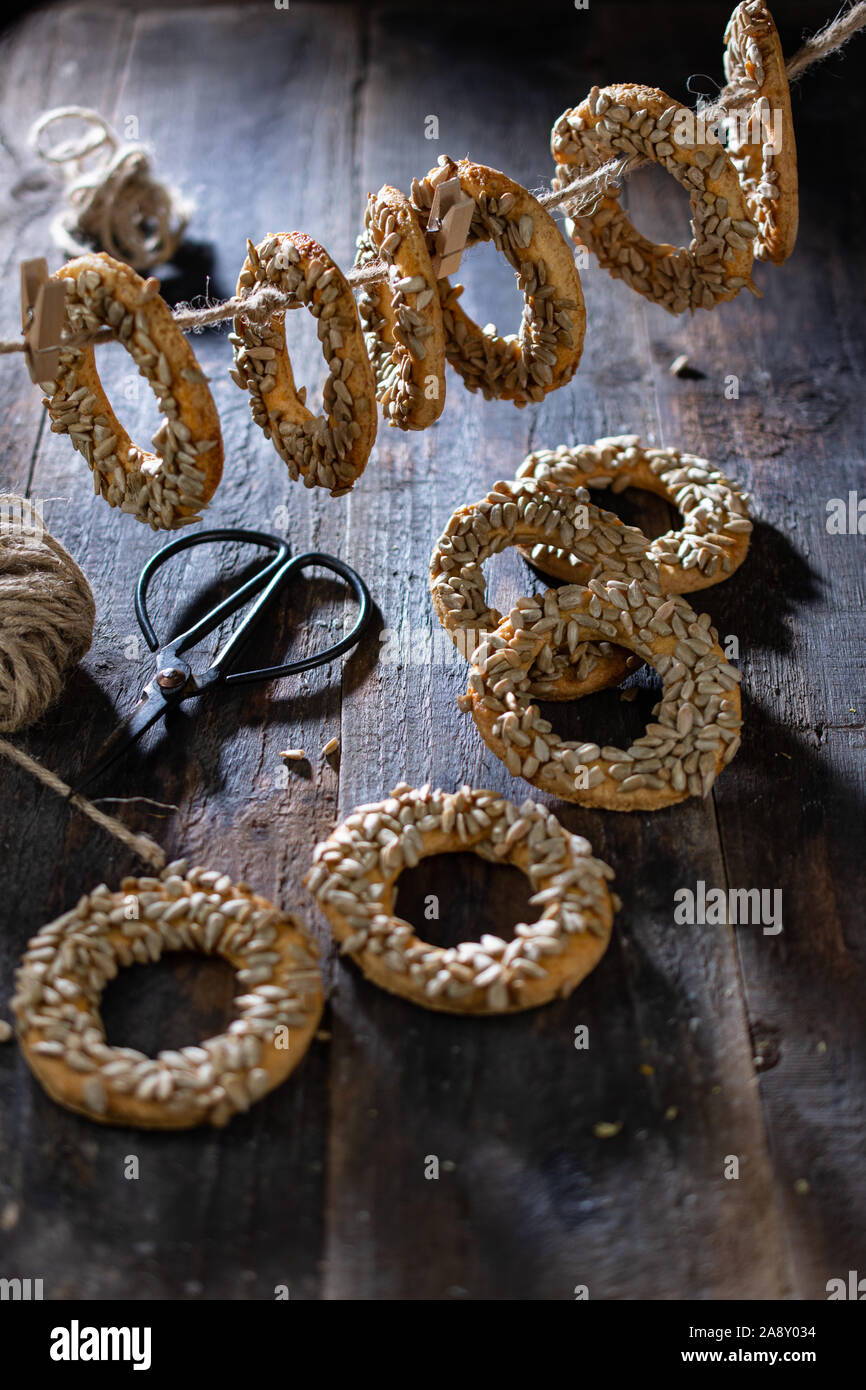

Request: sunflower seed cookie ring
left=551, top=83, right=759, bottom=314
left=430, top=477, right=651, bottom=699
left=515, top=436, right=752, bottom=592
left=12, top=862, right=323, bottom=1129
left=723, top=1, right=798, bottom=264
left=42, top=254, right=223, bottom=530
left=306, top=784, right=616, bottom=1014
left=410, top=157, right=586, bottom=405
left=463, top=579, right=742, bottom=811
left=231, top=232, right=377, bottom=497
left=355, top=186, right=447, bottom=431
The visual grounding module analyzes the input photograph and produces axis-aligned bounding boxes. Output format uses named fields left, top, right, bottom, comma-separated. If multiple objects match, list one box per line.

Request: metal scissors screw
left=73, top=527, right=372, bottom=792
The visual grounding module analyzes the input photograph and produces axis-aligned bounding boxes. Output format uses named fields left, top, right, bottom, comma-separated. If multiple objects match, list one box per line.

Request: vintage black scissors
left=74, top=528, right=371, bottom=792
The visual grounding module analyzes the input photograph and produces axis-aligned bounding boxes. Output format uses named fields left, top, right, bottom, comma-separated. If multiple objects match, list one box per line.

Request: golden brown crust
left=409, top=157, right=586, bottom=404
left=514, top=437, right=752, bottom=593
left=723, top=1, right=798, bottom=264
left=463, top=579, right=743, bottom=811
left=307, top=784, right=615, bottom=1013
left=13, top=864, right=323, bottom=1129
left=232, top=231, right=377, bottom=496
left=43, top=254, right=223, bottom=529
left=355, top=186, right=447, bottom=430
left=430, top=477, right=651, bottom=699
left=552, top=83, right=759, bottom=313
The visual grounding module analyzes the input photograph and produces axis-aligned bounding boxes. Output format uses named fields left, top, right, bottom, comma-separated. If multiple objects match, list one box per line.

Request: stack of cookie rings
left=34, top=2, right=796, bottom=525
left=430, top=434, right=750, bottom=811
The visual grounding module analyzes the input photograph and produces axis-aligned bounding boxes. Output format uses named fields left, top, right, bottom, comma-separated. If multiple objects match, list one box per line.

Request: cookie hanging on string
left=722, top=0, right=799, bottom=263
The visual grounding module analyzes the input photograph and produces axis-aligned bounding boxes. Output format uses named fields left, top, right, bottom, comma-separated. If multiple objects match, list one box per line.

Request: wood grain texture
left=0, top=0, right=863, bottom=1300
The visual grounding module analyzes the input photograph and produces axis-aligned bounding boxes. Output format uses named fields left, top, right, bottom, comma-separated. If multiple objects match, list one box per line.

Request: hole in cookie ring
left=306, top=785, right=616, bottom=1014
left=11, top=863, right=323, bottom=1129
left=464, top=580, right=743, bottom=811
left=534, top=665, right=666, bottom=756
left=392, top=852, right=537, bottom=950
left=409, top=157, right=586, bottom=405
left=355, top=185, right=447, bottom=431
left=617, top=161, right=698, bottom=255
left=551, top=83, right=759, bottom=314
left=101, top=952, right=236, bottom=1054
left=514, top=437, right=752, bottom=593
left=43, top=253, right=223, bottom=531
left=430, top=478, right=651, bottom=698
left=231, top=231, right=377, bottom=497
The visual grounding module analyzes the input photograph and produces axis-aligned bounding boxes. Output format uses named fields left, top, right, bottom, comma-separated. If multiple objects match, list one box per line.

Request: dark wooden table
left=0, top=0, right=863, bottom=1300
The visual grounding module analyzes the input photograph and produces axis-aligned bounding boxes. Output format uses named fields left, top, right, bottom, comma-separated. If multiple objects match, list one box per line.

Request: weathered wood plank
left=643, top=26, right=866, bottom=1294
left=617, top=4, right=866, bottom=1299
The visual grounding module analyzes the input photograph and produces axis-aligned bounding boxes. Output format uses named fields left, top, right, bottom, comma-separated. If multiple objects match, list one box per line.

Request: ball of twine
left=0, top=497, right=95, bottom=732
left=30, top=107, right=190, bottom=273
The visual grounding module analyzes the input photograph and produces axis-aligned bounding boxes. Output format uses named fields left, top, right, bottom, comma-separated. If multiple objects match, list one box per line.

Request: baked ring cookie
left=551, top=84, right=759, bottom=313
left=410, top=156, right=585, bottom=404
left=461, top=579, right=742, bottom=811
left=354, top=186, right=447, bottom=430
left=723, top=1, right=798, bottom=263
left=42, top=254, right=223, bottom=529
left=515, top=436, right=752, bottom=592
left=430, top=477, right=651, bottom=698
left=12, top=861, right=323, bottom=1129
left=306, top=784, right=616, bottom=1013
left=231, top=232, right=377, bottom=496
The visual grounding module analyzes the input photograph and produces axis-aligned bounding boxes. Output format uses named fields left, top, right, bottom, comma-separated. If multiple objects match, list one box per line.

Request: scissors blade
left=71, top=688, right=173, bottom=795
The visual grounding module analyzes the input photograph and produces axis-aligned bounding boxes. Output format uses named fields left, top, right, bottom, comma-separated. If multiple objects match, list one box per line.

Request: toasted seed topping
left=551, top=83, right=758, bottom=314
left=430, top=475, right=655, bottom=696
left=43, top=255, right=222, bottom=531
left=355, top=186, right=446, bottom=430
left=409, top=155, right=585, bottom=405
left=13, top=866, right=322, bottom=1130
left=231, top=232, right=376, bottom=496
left=464, top=578, right=742, bottom=810
left=723, top=1, right=797, bottom=264
left=514, top=436, right=751, bottom=592
left=307, top=784, right=616, bottom=1013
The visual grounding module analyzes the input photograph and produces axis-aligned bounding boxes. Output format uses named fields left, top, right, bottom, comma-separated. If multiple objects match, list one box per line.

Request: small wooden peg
left=20, top=258, right=66, bottom=383
left=427, top=177, right=474, bottom=278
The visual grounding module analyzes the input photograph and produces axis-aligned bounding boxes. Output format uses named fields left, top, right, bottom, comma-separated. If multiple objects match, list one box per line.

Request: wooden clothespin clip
left=426, top=177, right=475, bottom=278
left=20, top=258, right=66, bottom=383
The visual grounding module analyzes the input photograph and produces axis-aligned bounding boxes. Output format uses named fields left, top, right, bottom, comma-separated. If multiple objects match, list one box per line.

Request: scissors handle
left=135, top=528, right=290, bottom=655
left=136, top=529, right=372, bottom=683
left=71, top=531, right=372, bottom=795
left=224, top=553, right=372, bottom=684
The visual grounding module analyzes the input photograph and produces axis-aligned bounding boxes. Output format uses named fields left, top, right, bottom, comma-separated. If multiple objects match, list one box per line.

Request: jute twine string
left=30, top=107, right=191, bottom=274
left=0, top=2, right=863, bottom=360
left=0, top=737, right=167, bottom=870
left=0, top=496, right=165, bottom=870
left=775, top=0, right=866, bottom=79
left=0, top=496, right=94, bottom=731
